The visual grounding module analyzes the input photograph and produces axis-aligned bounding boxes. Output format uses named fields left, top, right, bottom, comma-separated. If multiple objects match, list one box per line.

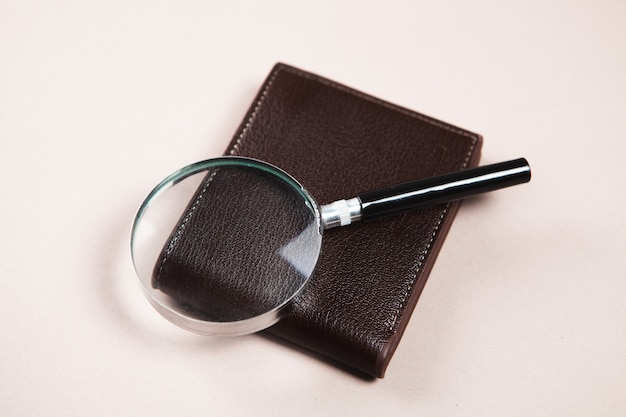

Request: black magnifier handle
left=320, top=158, right=531, bottom=229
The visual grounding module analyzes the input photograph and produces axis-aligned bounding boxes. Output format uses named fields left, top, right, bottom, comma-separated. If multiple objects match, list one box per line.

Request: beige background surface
left=1, top=1, right=625, bottom=416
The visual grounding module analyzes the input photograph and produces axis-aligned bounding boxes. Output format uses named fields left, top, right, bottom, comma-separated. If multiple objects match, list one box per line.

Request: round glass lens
left=131, top=158, right=322, bottom=336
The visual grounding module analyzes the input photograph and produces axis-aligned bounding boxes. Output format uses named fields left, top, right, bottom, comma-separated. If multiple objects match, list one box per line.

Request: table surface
left=2, top=1, right=625, bottom=416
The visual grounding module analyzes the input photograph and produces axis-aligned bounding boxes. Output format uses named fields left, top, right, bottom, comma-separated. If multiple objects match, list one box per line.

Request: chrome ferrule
left=320, top=197, right=362, bottom=230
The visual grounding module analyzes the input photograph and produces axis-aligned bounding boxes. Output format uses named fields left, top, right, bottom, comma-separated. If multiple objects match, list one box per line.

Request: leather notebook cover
left=155, top=63, right=482, bottom=378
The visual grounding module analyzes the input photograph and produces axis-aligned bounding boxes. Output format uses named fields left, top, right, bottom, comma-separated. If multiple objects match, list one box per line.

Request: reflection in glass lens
left=131, top=159, right=322, bottom=334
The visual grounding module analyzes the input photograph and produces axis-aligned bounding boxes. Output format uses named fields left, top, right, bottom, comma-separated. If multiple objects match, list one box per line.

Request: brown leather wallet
left=154, top=63, right=482, bottom=377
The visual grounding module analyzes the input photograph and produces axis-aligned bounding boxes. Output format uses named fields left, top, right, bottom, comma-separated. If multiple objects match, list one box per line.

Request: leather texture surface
left=153, top=165, right=319, bottom=322
left=154, top=63, right=482, bottom=377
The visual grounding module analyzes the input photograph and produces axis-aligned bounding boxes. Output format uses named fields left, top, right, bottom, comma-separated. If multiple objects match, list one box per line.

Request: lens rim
left=130, top=156, right=323, bottom=336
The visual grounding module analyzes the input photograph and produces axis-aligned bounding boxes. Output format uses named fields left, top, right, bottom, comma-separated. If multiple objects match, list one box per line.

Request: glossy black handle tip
left=358, top=158, right=531, bottom=220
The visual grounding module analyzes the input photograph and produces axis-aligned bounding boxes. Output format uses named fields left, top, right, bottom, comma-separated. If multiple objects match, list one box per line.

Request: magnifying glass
left=131, top=156, right=530, bottom=336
